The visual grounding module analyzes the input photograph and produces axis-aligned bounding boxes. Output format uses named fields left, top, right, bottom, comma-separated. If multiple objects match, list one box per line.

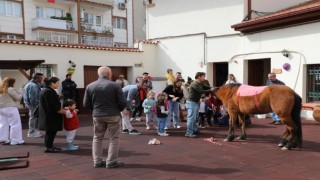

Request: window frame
left=0, top=0, right=22, bottom=17
left=113, top=17, right=127, bottom=30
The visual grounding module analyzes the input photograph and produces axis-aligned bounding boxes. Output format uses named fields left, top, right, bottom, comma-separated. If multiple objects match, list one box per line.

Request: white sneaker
left=10, top=140, right=25, bottom=145
left=146, top=126, right=151, bottom=130
left=176, top=126, right=181, bottom=129
left=135, top=117, right=141, bottom=121
left=164, top=127, right=168, bottom=130
left=27, top=133, right=42, bottom=138
left=0, top=140, right=10, bottom=144
left=159, top=133, right=169, bottom=136
left=130, top=118, right=135, bottom=122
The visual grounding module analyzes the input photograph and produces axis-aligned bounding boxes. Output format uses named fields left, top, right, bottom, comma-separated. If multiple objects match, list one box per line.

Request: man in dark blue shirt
left=266, top=73, right=285, bottom=125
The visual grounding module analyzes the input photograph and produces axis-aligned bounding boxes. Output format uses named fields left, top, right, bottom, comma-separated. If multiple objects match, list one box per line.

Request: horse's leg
left=278, top=127, right=289, bottom=147
left=237, top=114, right=246, bottom=140
left=279, top=116, right=296, bottom=150
left=224, top=113, right=236, bottom=142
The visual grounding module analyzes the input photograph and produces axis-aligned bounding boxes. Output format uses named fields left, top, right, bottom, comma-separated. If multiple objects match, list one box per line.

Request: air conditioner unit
left=118, top=2, right=126, bottom=9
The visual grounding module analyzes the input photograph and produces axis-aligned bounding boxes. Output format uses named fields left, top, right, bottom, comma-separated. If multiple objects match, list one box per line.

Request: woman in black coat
left=39, top=77, right=66, bottom=153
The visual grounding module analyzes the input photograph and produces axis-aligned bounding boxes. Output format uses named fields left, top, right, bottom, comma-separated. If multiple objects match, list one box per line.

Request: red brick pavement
left=1, top=115, right=320, bottom=180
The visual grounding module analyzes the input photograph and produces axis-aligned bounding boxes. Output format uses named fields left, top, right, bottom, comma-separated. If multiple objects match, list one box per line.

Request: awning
left=0, top=60, right=45, bottom=80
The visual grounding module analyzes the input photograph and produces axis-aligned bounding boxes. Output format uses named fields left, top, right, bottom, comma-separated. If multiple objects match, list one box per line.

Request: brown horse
left=214, top=84, right=302, bottom=150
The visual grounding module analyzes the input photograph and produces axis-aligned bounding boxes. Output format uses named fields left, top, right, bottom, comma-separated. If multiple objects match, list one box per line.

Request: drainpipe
left=77, top=0, right=81, bottom=44
left=22, top=0, right=25, bottom=39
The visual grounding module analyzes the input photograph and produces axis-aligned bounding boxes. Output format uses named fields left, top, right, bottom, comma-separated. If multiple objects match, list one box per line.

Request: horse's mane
left=227, top=83, right=242, bottom=89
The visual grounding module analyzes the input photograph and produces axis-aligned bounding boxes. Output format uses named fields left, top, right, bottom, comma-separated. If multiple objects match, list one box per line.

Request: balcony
left=33, top=30, right=78, bottom=44
left=32, top=18, right=77, bottom=31
left=81, top=35, right=113, bottom=47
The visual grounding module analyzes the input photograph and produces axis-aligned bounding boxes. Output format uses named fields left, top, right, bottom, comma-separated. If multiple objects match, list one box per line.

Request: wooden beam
left=18, top=68, right=30, bottom=80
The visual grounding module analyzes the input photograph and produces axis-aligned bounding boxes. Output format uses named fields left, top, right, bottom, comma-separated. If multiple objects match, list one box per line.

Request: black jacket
left=38, top=87, right=63, bottom=131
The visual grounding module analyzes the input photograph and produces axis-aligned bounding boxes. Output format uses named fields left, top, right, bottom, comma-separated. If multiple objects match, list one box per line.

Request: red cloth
left=139, top=88, right=146, bottom=101
left=48, top=0, right=55, bottom=3
left=64, top=110, right=79, bottom=131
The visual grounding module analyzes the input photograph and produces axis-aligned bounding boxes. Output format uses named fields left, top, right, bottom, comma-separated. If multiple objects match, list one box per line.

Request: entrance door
left=213, top=62, right=228, bottom=87
left=247, top=59, right=270, bottom=86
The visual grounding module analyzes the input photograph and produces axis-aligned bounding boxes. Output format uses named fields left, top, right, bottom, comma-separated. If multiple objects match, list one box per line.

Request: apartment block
left=0, top=0, right=136, bottom=47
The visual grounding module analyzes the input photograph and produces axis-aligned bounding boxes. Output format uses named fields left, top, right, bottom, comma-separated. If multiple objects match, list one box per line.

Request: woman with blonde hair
left=0, top=77, right=24, bottom=145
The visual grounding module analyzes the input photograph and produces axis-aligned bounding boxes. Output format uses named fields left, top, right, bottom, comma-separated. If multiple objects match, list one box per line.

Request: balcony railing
left=81, top=35, right=113, bottom=47
left=81, top=23, right=103, bottom=33
left=33, top=30, right=78, bottom=44
left=32, top=18, right=77, bottom=31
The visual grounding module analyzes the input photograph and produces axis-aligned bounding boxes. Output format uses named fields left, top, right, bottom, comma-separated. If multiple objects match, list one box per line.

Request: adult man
left=121, top=82, right=146, bottom=135
left=115, top=74, right=129, bottom=88
left=266, top=73, right=285, bottom=125
left=186, top=72, right=214, bottom=138
left=62, top=74, right=77, bottom=101
left=83, top=66, right=127, bottom=168
left=23, top=72, right=44, bottom=138
left=142, top=72, right=153, bottom=92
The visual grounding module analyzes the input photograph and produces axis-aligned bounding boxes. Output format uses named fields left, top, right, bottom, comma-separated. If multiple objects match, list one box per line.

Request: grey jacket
left=83, top=77, right=126, bottom=117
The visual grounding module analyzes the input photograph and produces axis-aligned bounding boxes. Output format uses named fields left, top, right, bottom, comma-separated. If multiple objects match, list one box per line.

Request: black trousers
left=198, top=112, right=206, bottom=126
left=45, top=131, right=57, bottom=148
left=132, top=101, right=143, bottom=118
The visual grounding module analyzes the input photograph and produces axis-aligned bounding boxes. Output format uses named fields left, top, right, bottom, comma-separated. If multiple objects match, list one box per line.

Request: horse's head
left=214, top=83, right=241, bottom=102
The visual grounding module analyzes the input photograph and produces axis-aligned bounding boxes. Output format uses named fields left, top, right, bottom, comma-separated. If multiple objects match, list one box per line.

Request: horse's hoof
left=281, top=146, right=290, bottom=151
left=278, top=142, right=285, bottom=147
left=237, top=136, right=246, bottom=140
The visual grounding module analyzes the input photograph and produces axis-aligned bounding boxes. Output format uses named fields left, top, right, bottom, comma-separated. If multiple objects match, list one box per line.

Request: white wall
left=133, top=0, right=146, bottom=41
left=147, top=0, right=244, bottom=38
left=154, top=35, right=206, bottom=83
left=251, top=0, right=308, bottom=13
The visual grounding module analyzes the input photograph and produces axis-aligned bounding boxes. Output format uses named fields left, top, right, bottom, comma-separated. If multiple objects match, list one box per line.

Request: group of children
left=198, top=93, right=230, bottom=128
left=141, top=90, right=230, bottom=137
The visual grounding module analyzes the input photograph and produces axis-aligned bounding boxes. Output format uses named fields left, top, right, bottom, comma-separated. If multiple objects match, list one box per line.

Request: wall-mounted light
left=69, top=60, right=76, bottom=68
left=281, top=49, right=289, bottom=58
left=134, top=62, right=143, bottom=68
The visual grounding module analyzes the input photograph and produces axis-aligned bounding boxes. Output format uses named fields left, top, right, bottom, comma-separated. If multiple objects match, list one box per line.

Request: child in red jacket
left=63, top=100, right=79, bottom=151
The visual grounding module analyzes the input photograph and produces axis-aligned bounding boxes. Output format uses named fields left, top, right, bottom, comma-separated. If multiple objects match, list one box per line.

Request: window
left=0, top=0, right=22, bottom=17
left=83, top=13, right=102, bottom=27
left=36, top=7, right=63, bottom=18
left=307, top=64, right=320, bottom=102
left=115, top=0, right=125, bottom=4
left=113, top=17, right=126, bottom=29
left=35, top=64, right=52, bottom=78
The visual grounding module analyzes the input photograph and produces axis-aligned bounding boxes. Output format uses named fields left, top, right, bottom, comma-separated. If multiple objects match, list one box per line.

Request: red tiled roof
left=140, top=40, right=159, bottom=44
left=0, top=39, right=142, bottom=52
left=232, top=0, right=320, bottom=33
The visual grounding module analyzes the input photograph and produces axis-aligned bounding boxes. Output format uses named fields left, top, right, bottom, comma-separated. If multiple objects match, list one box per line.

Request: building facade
left=0, top=0, right=136, bottom=47
left=144, top=0, right=320, bottom=118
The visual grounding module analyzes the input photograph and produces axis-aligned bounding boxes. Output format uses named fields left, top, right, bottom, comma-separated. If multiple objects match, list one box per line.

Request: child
left=142, top=91, right=157, bottom=130
left=63, top=100, right=80, bottom=151
left=165, top=69, right=175, bottom=86
left=205, top=93, right=215, bottom=127
left=198, top=94, right=208, bottom=128
left=156, top=92, right=169, bottom=136
left=219, top=105, right=229, bottom=126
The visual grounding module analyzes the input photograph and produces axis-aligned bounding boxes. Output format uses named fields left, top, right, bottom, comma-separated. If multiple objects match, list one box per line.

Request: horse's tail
left=292, top=93, right=302, bottom=148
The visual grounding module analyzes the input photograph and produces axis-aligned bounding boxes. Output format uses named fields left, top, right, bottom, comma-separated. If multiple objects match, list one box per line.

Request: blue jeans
left=166, top=100, right=180, bottom=128
left=186, top=101, right=199, bottom=135
left=271, top=112, right=281, bottom=121
left=158, top=117, right=167, bottom=134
